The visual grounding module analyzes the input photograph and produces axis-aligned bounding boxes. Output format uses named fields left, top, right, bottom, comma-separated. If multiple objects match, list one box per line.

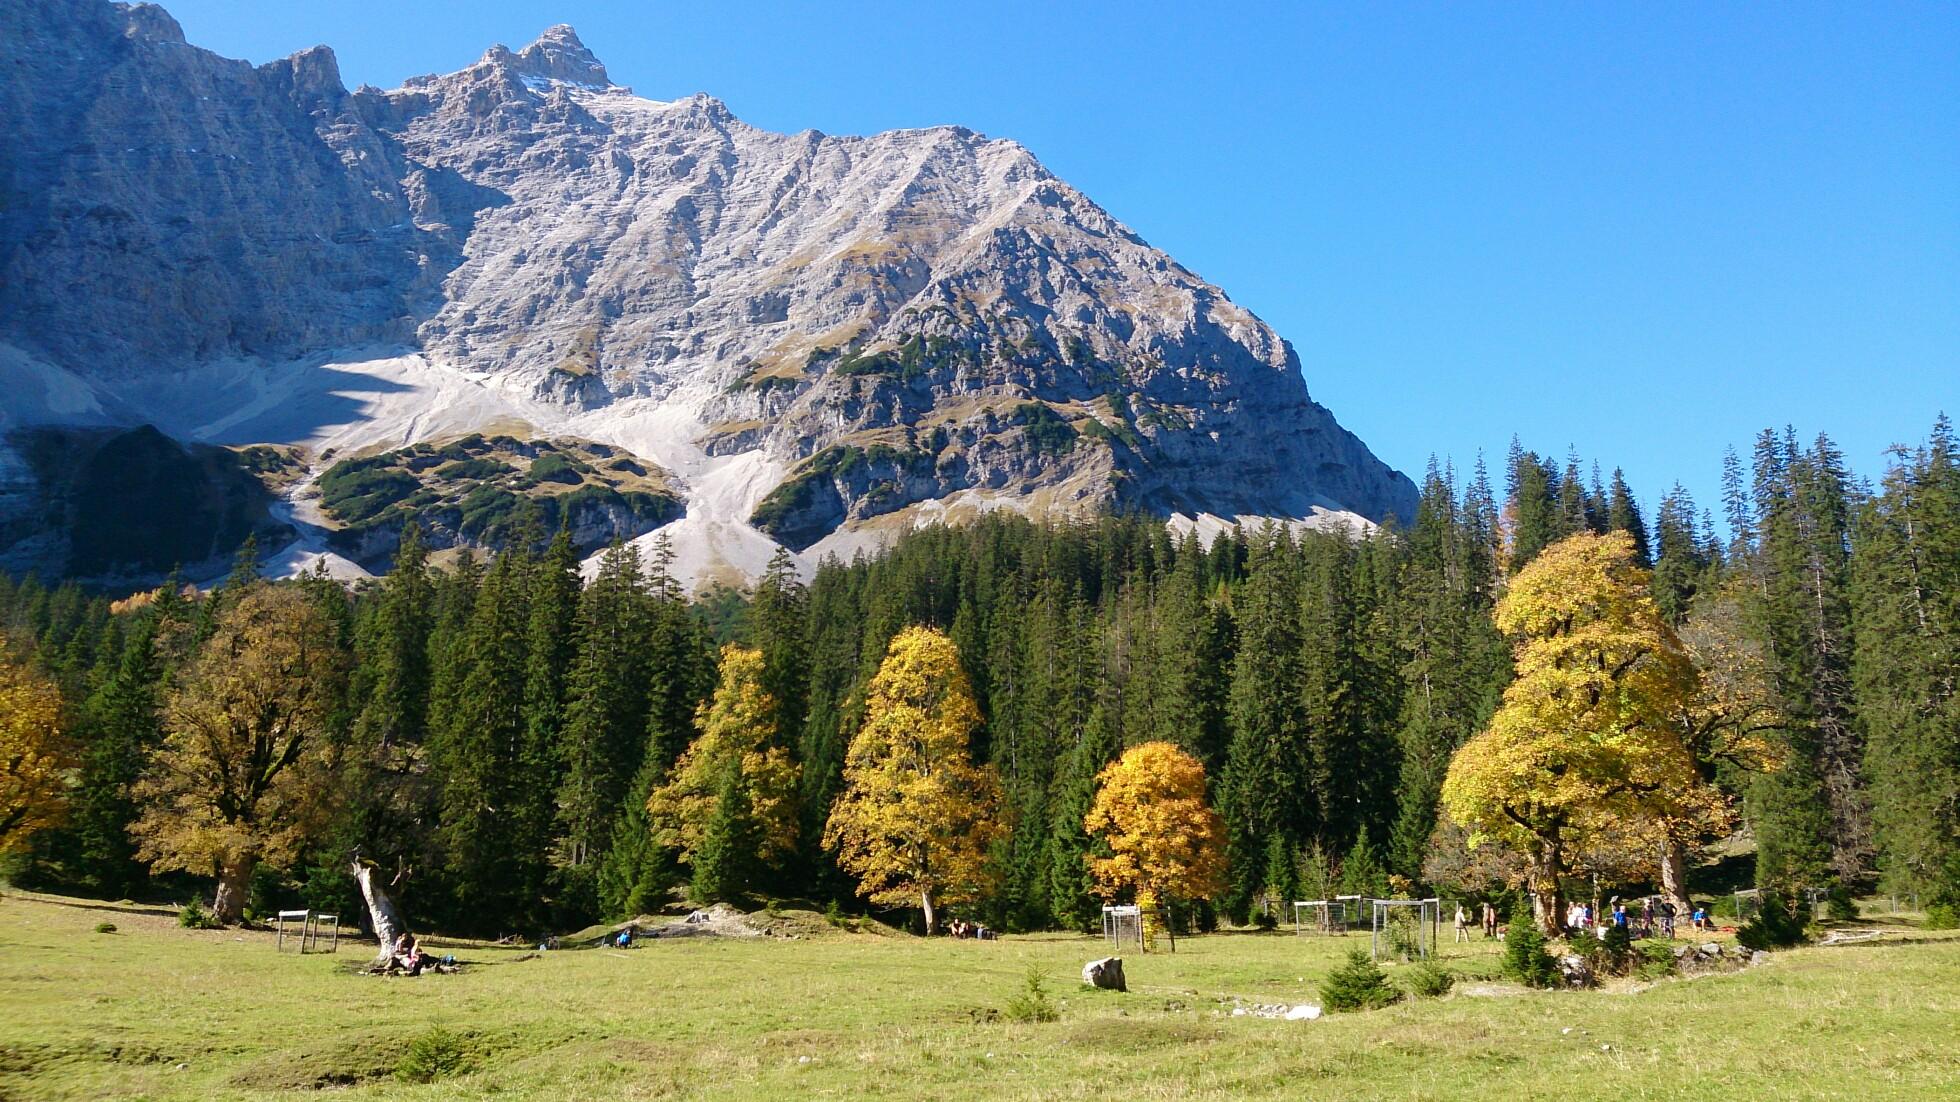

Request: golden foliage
left=1440, top=533, right=1714, bottom=896
left=647, top=645, right=800, bottom=864
left=1084, top=741, right=1227, bottom=904
left=822, top=627, right=1002, bottom=923
left=0, top=646, right=72, bottom=854
left=130, top=586, right=348, bottom=881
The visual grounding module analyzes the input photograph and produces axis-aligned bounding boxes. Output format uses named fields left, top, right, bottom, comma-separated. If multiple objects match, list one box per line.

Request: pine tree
left=429, top=550, right=534, bottom=930
left=1853, top=418, right=1960, bottom=904
left=1606, top=468, right=1652, bottom=565
left=1219, top=524, right=1309, bottom=919
left=554, top=541, right=652, bottom=908
left=1261, top=833, right=1297, bottom=918
left=690, top=757, right=759, bottom=905
left=1338, top=828, right=1388, bottom=897
left=751, top=547, right=809, bottom=746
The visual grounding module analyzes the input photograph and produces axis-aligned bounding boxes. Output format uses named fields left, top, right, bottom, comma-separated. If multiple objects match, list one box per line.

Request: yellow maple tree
left=1440, top=531, right=1712, bottom=933
left=0, top=645, right=72, bottom=855
left=131, top=586, right=349, bottom=923
left=647, top=644, right=800, bottom=867
left=1084, top=741, right=1227, bottom=951
left=822, top=626, right=1001, bottom=935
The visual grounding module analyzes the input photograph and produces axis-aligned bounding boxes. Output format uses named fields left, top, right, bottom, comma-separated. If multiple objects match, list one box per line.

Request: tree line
left=0, top=416, right=1953, bottom=934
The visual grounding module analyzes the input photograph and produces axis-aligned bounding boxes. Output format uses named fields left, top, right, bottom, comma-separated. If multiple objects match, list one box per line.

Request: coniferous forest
left=3, top=419, right=1955, bottom=937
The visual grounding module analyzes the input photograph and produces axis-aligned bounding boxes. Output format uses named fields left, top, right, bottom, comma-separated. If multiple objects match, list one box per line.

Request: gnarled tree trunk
left=351, top=861, right=408, bottom=963
left=210, top=858, right=255, bottom=924
left=1659, top=840, right=1694, bottom=914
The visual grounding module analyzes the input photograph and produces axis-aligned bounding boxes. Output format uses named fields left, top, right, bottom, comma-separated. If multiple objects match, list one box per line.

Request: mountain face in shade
left=0, top=0, right=1416, bottom=584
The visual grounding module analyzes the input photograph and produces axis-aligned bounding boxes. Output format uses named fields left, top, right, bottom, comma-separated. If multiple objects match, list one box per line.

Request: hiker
left=1692, top=904, right=1710, bottom=930
left=1613, top=903, right=1628, bottom=929
left=1453, top=903, right=1469, bottom=943
left=1641, top=898, right=1655, bottom=937
left=1660, top=900, right=1677, bottom=939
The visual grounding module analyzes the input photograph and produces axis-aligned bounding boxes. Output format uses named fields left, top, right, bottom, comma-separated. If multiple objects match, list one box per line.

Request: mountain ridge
left=0, top=0, right=1417, bottom=586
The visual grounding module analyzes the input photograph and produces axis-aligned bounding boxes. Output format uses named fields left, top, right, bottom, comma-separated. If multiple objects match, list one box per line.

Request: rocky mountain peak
left=114, top=1, right=184, bottom=43
left=509, top=24, right=611, bottom=88
left=0, top=0, right=1421, bottom=587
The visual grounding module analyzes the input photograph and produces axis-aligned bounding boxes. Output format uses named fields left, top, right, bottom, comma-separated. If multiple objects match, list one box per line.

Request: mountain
left=0, top=0, right=1417, bottom=586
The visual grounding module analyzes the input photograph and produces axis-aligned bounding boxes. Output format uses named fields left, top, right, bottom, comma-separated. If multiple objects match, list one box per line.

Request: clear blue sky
left=161, top=0, right=1958, bottom=517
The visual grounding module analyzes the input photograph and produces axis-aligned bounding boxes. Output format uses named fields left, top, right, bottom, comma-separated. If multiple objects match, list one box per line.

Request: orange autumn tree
left=0, top=645, right=72, bottom=856
left=823, top=627, right=1001, bottom=935
left=131, top=585, right=349, bottom=923
left=1440, top=532, right=1715, bottom=935
left=1085, top=741, right=1227, bottom=951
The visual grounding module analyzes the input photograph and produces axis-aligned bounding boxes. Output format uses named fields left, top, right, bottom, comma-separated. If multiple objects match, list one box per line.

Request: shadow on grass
left=28, top=896, right=181, bottom=920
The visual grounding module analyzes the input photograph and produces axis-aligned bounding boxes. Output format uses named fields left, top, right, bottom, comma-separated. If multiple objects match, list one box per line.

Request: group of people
left=1451, top=897, right=1720, bottom=942
left=1452, top=902, right=1504, bottom=941
left=946, top=919, right=995, bottom=940
left=381, top=931, right=459, bottom=975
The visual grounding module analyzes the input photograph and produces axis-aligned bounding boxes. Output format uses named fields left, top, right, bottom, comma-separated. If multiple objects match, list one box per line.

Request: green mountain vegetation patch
left=317, top=434, right=681, bottom=561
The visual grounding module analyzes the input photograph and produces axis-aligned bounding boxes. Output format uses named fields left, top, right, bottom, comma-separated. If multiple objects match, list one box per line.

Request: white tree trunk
left=351, top=861, right=409, bottom=963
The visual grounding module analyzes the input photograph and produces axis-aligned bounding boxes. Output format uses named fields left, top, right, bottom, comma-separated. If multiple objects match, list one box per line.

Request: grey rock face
left=1, top=1, right=1418, bottom=568
left=0, top=0, right=462, bottom=377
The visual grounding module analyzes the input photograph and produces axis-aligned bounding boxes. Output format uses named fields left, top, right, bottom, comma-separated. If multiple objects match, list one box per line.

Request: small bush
left=178, top=899, right=221, bottom=929
left=396, top=1028, right=473, bottom=1083
left=1402, top=960, right=1454, bottom=999
left=1598, top=922, right=1633, bottom=973
left=94, top=921, right=117, bottom=934
left=1825, top=885, right=1858, bottom=922
left=1003, top=967, right=1059, bottom=1023
left=1736, top=890, right=1807, bottom=951
left=1321, top=949, right=1402, bottom=1012
left=1924, top=903, right=1959, bottom=930
left=1634, top=940, right=1676, bottom=980
left=1503, top=910, right=1560, bottom=989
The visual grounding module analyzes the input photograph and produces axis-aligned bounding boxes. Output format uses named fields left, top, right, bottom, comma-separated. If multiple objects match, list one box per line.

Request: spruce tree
left=1853, top=418, right=1960, bottom=905
left=430, top=550, right=534, bottom=930
left=690, top=757, right=759, bottom=906
left=1219, top=524, right=1310, bottom=918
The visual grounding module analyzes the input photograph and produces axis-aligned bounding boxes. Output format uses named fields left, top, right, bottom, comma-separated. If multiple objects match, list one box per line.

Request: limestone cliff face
left=0, top=1, right=1417, bottom=576
left=0, top=1, right=460, bottom=377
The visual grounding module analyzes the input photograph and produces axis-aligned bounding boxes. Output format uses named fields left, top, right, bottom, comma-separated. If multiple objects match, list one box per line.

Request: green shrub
left=526, top=453, right=584, bottom=485
left=1736, top=890, right=1807, bottom=951
left=395, top=1028, right=474, bottom=1083
left=178, top=899, right=221, bottom=929
left=1924, top=903, right=1959, bottom=930
left=1634, top=940, right=1677, bottom=980
left=1402, top=960, right=1454, bottom=999
left=1502, top=910, right=1560, bottom=989
left=94, top=921, right=117, bottom=934
left=1599, top=922, right=1633, bottom=972
left=1003, top=967, right=1060, bottom=1023
left=1320, top=949, right=1402, bottom=1012
left=1014, top=403, right=1078, bottom=455
left=1825, top=885, right=1858, bottom=922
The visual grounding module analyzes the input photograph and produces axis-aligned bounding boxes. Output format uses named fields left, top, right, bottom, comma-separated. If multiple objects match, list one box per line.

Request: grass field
left=2, top=890, right=1955, bottom=1100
